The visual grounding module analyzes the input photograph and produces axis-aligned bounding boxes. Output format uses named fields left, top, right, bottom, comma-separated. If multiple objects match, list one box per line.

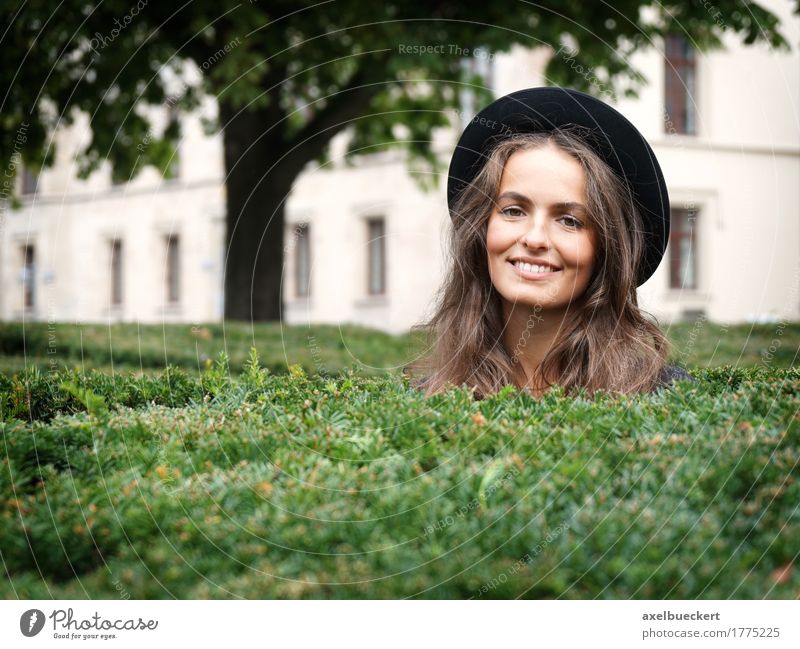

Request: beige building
left=2, top=1, right=798, bottom=332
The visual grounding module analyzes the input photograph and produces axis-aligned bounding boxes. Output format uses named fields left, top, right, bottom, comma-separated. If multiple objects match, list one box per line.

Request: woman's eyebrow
left=496, top=191, right=531, bottom=205
left=496, top=191, right=588, bottom=214
left=553, top=201, right=588, bottom=215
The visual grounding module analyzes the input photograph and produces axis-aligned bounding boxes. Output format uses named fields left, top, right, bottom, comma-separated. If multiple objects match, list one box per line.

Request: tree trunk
left=219, top=66, right=387, bottom=321
left=221, top=102, right=293, bottom=322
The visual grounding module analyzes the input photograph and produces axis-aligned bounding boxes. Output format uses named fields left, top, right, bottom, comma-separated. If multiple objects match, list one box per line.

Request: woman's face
left=486, top=142, right=597, bottom=317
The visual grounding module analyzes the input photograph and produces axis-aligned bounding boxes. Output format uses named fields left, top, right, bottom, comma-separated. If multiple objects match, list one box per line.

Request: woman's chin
left=502, top=294, right=563, bottom=313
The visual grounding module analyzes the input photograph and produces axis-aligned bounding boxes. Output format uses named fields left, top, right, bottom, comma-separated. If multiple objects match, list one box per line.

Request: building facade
left=2, top=2, right=798, bottom=333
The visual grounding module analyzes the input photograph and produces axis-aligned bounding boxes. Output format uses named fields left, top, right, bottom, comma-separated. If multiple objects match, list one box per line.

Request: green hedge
left=0, top=320, right=797, bottom=376
left=0, top=321, right=417, bottom=376
left=1, top=354, right=797, bottom=598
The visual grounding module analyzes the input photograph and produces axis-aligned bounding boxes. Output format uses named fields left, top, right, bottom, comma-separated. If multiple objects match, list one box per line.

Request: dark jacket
left=654, top=365, right=696, bottom=389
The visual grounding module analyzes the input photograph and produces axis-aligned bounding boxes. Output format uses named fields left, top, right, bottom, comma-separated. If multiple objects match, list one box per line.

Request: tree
left=0, top=1, right=792, bottom=321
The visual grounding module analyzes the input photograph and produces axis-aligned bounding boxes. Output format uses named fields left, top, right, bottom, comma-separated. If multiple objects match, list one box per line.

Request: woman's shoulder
left=656, top=365, right=696, bottom=388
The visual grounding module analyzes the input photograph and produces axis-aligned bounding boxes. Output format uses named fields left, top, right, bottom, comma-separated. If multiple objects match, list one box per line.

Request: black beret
left=447, top=87, right=670, bottom=286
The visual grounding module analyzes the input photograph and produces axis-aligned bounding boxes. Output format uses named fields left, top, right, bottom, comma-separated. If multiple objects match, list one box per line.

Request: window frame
left=21, top=167, right=39, bottom=195
left=366, top=217, right=386, bottom=297
left=668, top=207, right=699, bottom=290
left=664, top=34, right=697, bottom=136
left=166, top=234, right=180, bottom=305
left=110, top=239, right=123, bottom=307
left=21, top=243, right=35, bottom=309
left=294, top=223, right=311, bottom=299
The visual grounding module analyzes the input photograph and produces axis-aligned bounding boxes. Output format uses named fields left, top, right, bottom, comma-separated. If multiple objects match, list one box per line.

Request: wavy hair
left=407, top=128, right=670, bottom=399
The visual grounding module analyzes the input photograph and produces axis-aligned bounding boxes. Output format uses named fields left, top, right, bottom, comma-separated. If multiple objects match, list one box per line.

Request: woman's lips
left=508, top=260, right=561, bottom=280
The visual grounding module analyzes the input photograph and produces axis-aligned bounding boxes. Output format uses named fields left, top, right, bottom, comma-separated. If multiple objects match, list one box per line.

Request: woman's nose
left=520, top=214, right=550, bottom=249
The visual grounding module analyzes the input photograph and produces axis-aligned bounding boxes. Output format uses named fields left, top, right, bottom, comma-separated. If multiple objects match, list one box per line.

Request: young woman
left=407, top=87, right=695, bottom=399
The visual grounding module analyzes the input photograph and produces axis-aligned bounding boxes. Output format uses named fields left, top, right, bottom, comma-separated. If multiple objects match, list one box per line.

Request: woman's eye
left=559, top=215, right=583, bottom=229
left=501, top=207, right=525, bottom=217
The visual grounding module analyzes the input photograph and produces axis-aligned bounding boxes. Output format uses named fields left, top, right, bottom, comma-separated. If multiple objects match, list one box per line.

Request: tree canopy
left=1, top=1, right=792, bottom=319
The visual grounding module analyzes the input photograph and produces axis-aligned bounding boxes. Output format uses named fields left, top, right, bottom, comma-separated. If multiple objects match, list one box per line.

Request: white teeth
left=514, top=261, right=555, bottom=274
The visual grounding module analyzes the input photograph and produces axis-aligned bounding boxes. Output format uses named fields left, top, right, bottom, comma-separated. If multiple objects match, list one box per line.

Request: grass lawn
left=0, top=321, right=798, bottom=598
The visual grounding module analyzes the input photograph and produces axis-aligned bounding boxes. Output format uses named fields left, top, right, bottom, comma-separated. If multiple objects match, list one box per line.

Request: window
left=166, top=234, right=180, bottom=304
left=669, top=207, right=698, bottom=289
left=366, top=217, right=386, bottom=296
left=110, top=239, right=123, bottom=307
left=664, top=35, right=697, bottom=135
left=21, top=167, right=38, bottom=195
left=21, top=244, right=35, bottom=309
left=294, top=224, right=311, bottom=298
left=458, top=55, right=496, bottom=130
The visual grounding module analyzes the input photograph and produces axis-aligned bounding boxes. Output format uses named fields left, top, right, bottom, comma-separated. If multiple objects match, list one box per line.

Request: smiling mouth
left=508, top=260, right=562, bottom=278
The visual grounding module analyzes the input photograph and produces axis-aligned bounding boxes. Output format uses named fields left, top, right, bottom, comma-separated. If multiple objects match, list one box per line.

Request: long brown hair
left=407, top=128, right=669, bottom=399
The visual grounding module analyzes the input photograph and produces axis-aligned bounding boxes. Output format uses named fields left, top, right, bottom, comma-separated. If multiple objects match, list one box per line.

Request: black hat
left=447, top=86, right=669, bottom=286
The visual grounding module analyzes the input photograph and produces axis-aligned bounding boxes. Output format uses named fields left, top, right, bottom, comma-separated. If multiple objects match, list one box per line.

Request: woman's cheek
left=564, top=235, right=594, bottom=269
left=486, top=221, right=508, bottom=258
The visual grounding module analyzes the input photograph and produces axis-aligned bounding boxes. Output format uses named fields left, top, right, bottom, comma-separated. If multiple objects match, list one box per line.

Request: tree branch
left=282, top=51, right=392, bottom=174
